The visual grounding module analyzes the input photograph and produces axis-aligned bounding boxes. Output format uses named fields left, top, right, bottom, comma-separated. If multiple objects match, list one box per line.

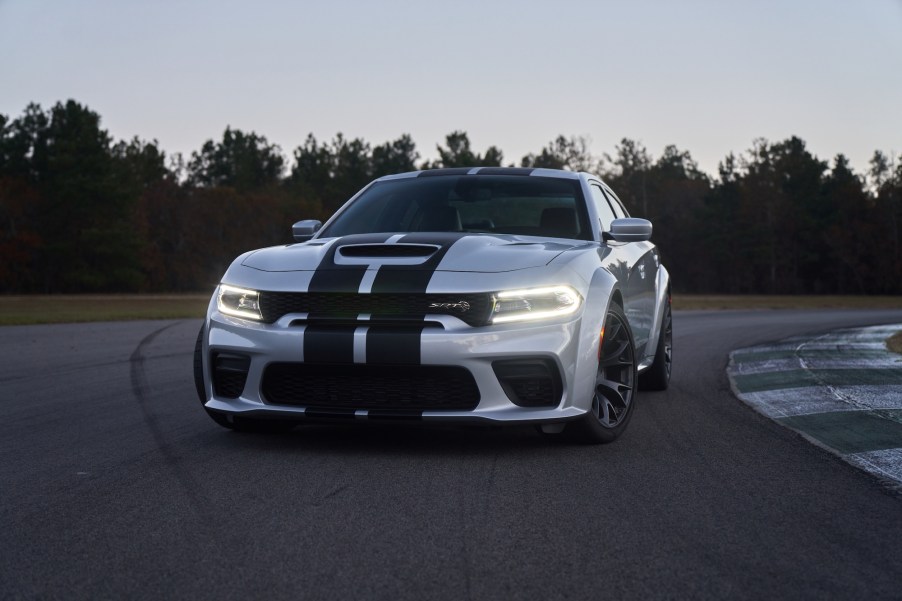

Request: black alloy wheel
left=640, top=301, right=672, bottom=390
left=565, top=303, right=638, bottom=444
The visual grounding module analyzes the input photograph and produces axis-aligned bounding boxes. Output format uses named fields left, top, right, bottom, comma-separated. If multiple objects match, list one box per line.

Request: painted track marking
left=728, top=324, right=902, bottom=489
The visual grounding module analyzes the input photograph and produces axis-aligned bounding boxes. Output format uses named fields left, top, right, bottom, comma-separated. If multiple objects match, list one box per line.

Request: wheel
left=193, top=324, right=298, bottom=433
left=563, top=303, right=638, bottom=444
left=193, top=325, right=206, bottom=403
left=639, top=301, right=672, bottom=391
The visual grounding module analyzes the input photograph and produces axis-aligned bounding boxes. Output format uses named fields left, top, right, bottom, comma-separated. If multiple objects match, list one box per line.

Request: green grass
left=0, top=294, right=900, bottom=326
left=0, top=295, right=210, bottom=326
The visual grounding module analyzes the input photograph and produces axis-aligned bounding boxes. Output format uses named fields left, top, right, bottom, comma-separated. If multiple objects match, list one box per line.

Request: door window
left=589, top=184, right=617, bottom=232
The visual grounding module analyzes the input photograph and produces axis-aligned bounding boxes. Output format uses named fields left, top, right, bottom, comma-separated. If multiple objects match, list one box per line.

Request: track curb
left=727, top=323, right=902, bottom=490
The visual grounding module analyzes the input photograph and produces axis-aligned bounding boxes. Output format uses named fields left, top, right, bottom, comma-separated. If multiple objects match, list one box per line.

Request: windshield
left=319, top=174, right=592, bottom=240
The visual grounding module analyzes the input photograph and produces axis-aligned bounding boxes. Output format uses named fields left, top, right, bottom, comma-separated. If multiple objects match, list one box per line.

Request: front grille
left=259, top=292, right=492, bottom=326
left=261, top=363, right=480, bottom=411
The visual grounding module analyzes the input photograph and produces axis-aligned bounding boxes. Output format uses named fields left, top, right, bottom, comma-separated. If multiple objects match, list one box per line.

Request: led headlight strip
left=491, top=285, right=582, bottom=324
left=217, top=284, right=263, bottom=320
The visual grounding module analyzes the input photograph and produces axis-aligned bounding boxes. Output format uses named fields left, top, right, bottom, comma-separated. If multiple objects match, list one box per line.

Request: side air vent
left=492, top=359, right=563, bottom=407
left=338, top=244, right=438, bottom=258
left=212, top=352, right=251, bottom=399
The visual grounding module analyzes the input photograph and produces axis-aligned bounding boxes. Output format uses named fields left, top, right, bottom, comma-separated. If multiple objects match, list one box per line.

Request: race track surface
left=2, top=310, right=902, bottom=600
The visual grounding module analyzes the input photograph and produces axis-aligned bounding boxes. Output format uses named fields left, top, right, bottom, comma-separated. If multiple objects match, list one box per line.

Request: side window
left=602, top=187, right=628, bottom=218
left=590, top=185, right=617, bottom=231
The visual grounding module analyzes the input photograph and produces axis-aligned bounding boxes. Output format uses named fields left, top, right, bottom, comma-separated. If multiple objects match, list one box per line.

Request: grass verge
left=0, top=294, right=899, bottom=326
left=0, top=295, right=210, bottom=326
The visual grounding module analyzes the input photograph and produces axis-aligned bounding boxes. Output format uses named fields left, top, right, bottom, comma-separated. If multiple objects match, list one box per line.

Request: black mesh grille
left=508, top=378, right=556, bottom=406
left=262, top=363, right=480, bottom=411
left=212, top=353, right=250, bottom=399
left=259, top=292, right=492, bottom=326
left=492, top=359, right=562, bottom=407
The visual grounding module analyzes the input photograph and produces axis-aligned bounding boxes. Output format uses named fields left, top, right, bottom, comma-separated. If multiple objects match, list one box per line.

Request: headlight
left=217, top=285, right=263, bottom=321
left=491, top=286, right=582, bottom=324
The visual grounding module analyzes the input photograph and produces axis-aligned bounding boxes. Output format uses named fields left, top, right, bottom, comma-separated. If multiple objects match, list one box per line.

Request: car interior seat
left=540, top=207, right=578, bottom=238
left=416, top=206, right=462, bottom=231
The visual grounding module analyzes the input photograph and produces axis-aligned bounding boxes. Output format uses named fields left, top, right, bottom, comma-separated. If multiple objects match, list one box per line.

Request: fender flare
left=568, top=268, right=621, bottom=411
left=641, top=265, right=671, bottom=369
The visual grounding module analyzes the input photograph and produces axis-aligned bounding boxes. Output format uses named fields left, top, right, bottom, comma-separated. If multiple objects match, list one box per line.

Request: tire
left=193, top=325, right=207, bottom=403
left=563, top=303, right=638, bottom=444
left=193, top=324, right=297, bottom=433
left=639, top=301, right=672, bottom=391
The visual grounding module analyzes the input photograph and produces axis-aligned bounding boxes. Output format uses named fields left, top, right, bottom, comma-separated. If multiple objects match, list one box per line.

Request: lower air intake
left=212, top=353, right=251, bottom=399
left=261, top=363, right=480, bottom=411
left=492, top=359, right=563, bottom=407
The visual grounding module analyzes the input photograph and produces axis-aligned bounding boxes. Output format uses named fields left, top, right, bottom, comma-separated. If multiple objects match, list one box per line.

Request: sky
left=1, top=0, right=900, bottom=177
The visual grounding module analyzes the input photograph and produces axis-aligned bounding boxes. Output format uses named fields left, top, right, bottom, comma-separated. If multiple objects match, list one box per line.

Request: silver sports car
left=194, top=167, right=672, bottom=443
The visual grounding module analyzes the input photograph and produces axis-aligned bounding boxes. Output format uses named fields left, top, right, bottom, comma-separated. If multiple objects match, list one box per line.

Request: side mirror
left=292, top=219, right=322, bottom=242
left=607, top=218, right=652, bottom=243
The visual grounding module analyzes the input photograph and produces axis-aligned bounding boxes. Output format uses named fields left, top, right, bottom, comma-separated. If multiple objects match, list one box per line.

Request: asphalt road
left=3, top=310, right=902, bottom=600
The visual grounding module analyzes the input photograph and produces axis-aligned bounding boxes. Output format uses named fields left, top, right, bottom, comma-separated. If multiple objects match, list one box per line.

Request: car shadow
left=199, top=420, right=567, bottom=459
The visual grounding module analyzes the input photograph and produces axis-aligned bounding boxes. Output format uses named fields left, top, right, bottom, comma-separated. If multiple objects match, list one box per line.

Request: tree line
left=1, top=99, right=900, bottom=295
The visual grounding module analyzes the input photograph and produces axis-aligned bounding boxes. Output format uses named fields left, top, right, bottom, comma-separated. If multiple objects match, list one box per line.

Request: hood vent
left=338, top=244, right=438, bottom=258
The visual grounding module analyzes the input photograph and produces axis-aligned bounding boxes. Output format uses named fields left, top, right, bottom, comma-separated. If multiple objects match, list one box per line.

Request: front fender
left=568, top=268, right=620, bottom=411
left=641, top=265, right=671, bottom=369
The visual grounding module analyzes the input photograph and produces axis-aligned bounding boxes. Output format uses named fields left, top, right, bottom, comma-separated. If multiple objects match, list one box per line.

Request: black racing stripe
left=307, top=233, right=393, bottom=294
left=417, top=168, right=472, bottom=177
left=476, top=167, right=535, bottom=176
left=364, top=233, right=464, bottom=366
left=369, top=232, right=466, bottom=294
left=366, top=326, right=426, bottom=365
left=304, top=232, right=465, bottom=366
left=303, top=325, right=356, bottom=364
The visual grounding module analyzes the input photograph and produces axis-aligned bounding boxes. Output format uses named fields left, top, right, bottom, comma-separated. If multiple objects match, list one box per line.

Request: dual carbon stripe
left=364, top=233, right=464, bottom=364
left=476, top=167, right=535, bottom=176
left=417, top=167, right=472, bottom=177
left=370, top=233, right=465, bottom=294
left=304, top=233, right=391, bottom=363
left=416, top=167, right=536, bottom=177
left=306, top=233, right=393, bottom=294
left=366, top=326, right=427, bottom=365
left=303, top=233, right=465, bottom=366
left=304, top=325, right=356, bottom=364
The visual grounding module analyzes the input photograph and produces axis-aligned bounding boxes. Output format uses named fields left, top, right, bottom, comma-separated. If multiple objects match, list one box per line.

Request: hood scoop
left=241, top=233, right=581, bottom=273
left=338, top=244, right=439, bottom=258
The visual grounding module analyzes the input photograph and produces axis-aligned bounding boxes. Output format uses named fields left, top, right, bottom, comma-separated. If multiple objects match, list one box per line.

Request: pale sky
left=1, top=0, right=900, bottom=177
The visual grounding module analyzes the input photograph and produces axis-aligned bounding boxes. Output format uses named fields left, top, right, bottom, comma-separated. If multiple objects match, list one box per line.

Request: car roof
left=375, top=167, right=588, bottom=182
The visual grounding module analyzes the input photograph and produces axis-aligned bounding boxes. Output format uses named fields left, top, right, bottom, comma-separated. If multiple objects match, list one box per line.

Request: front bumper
left=201, top=309, right=595, bottom=424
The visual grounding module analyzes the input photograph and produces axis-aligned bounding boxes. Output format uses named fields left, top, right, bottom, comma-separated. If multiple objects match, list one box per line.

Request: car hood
left=242, top=233, right=590, bottom=273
